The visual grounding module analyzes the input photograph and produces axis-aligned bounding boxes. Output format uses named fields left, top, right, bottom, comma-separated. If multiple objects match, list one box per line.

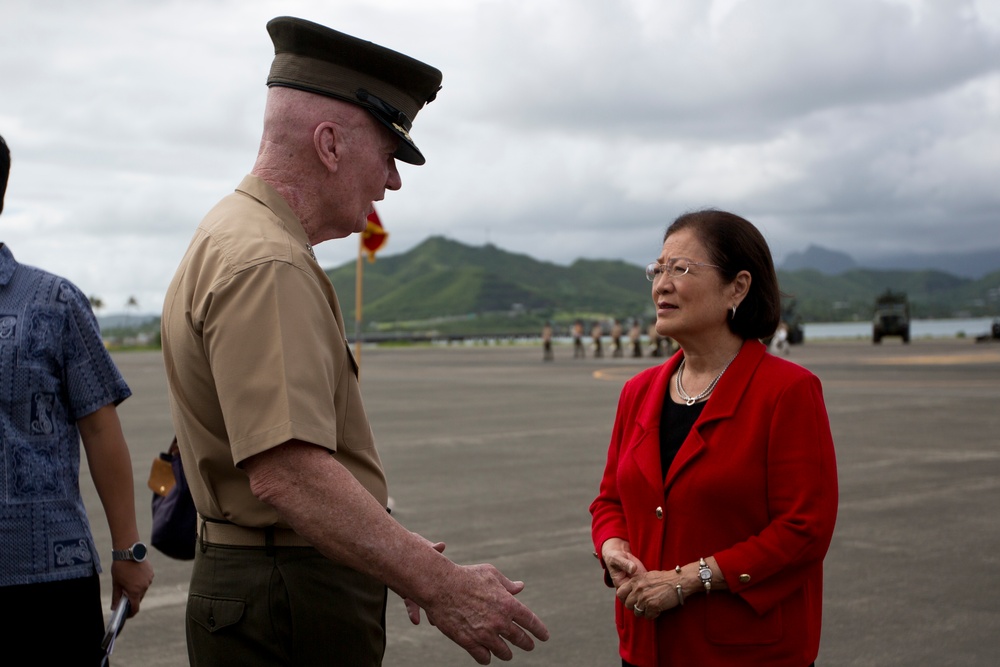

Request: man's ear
left=313, top=122, right=341, bottom=173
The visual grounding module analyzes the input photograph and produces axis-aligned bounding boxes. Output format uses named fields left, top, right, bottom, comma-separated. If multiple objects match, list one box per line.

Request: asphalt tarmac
left=86, top=338, right=1000, bottom=666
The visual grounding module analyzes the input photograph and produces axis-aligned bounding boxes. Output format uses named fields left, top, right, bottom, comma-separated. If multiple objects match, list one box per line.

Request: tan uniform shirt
left=162, top=175, right=388, bottom=529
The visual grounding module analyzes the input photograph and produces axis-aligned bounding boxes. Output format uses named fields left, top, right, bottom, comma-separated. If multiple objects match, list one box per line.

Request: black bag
left=149, top=437, right=197, bottom=560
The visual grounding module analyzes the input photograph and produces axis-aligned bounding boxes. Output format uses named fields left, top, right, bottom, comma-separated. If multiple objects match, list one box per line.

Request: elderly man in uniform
left=162, top=17, right=548, bottom=667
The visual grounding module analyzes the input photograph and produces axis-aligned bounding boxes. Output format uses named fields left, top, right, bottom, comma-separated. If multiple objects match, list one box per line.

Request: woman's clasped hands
left=618, top=567, right=688, bottom=620
left=603, top=538, right=686, bottom=620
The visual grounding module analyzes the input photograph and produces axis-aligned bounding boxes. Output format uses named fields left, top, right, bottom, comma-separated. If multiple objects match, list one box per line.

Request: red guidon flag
left=361, top=207, right=389, bottom=262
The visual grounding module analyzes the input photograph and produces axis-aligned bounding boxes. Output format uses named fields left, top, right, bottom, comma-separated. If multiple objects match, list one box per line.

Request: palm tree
left=125, top=295, right=139, bottom=327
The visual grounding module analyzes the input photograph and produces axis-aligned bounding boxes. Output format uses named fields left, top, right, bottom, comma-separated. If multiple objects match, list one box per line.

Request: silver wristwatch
left=112, top=542, right=148, bottom=562
left=698, top=557, right=712, bottom=593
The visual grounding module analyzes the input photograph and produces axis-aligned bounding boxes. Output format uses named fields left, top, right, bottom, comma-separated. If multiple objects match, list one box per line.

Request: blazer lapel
left=663, top=340, right=766, bottom=490
left=633, top=355, right=680, bottom=492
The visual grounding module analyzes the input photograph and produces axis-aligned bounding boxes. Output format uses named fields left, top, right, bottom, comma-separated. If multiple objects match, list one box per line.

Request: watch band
left=112, top=542, right=148, bottom=562
left=698, top=557, right=712, bottom=593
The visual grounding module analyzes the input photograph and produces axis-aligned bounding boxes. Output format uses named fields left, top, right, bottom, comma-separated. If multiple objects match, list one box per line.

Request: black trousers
left=1, top=572, right=105, bottom=665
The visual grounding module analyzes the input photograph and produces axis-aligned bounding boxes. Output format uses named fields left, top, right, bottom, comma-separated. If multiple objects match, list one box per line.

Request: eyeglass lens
left=646, top=260, right=690, bottom=281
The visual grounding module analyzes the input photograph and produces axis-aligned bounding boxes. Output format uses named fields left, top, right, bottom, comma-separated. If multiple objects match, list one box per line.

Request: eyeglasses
left=645, top=258, right=720, bottom=281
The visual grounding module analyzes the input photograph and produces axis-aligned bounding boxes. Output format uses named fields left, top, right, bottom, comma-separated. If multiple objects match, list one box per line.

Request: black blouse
left=659, top=394, right=706, bottom=481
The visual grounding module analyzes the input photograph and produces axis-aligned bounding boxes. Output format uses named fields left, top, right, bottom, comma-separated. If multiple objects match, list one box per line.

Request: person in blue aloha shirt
left=0, top=133, right=153, bottom=663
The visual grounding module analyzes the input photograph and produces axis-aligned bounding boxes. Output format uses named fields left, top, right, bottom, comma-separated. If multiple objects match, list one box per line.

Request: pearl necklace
left=675, top=353, right=738, bottom=406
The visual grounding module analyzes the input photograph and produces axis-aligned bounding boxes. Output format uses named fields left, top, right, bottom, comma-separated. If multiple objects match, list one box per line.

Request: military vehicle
left=872, top=290, right=910, bottom=343
left=782, top=301, right=805, bottom=345
left=762, top=300, right=805, bottom=349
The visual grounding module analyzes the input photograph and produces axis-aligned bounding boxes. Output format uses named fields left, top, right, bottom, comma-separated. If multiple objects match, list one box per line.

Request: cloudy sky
left=2, top=0, right=998, bottom=314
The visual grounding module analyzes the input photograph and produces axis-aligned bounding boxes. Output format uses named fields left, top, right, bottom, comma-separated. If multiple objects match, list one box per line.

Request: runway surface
left=86, top=339, right=1000, bottom=666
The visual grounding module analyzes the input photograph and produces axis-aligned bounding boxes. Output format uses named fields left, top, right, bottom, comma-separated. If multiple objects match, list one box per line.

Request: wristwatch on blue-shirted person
left=112, top=542, right=148, bottom=562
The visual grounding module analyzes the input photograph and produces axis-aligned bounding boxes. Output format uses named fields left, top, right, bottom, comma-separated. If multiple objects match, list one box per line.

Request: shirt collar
left=235, top=174, right=317, bottom=262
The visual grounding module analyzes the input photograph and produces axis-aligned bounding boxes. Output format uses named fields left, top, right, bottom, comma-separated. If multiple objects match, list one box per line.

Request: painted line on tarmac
left=592, top=367, right=645, bottom=382
left=863, top=352, right=1000, bottom=366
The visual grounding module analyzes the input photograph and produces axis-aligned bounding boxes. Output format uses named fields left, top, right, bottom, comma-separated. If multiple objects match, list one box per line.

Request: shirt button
left=655, top=507, right=663, bottom=519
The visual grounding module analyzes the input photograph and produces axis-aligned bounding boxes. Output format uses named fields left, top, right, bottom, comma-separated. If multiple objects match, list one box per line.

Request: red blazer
left=591, top=340, right=838, bottom=667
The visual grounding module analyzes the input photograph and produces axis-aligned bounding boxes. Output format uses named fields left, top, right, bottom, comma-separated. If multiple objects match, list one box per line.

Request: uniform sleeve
left=201, top=259, right=344, bottom=465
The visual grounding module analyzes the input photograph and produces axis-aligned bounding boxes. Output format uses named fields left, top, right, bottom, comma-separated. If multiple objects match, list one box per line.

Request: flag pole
left=355, top=235, right=364, bottom=372
left=355, top=206, right=387, bottom=378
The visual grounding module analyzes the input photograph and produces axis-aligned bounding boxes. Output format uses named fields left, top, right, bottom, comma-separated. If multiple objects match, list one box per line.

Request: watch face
left=699, top=567, right=712, bottom=581
left=132, top=543, right=148, bottom=561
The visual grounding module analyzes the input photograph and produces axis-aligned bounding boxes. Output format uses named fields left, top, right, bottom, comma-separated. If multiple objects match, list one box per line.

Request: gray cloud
left=2, top=0, right=998, bottom=314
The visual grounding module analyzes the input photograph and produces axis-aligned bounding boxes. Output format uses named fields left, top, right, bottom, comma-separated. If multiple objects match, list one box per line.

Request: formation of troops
left=547, top=319, right=676, bottom=362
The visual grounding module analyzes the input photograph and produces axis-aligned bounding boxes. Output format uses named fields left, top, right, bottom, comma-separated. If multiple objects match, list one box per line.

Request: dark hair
left=0, top=134, right=9, bottom=216
left=664, top=209, right=781, bottom=340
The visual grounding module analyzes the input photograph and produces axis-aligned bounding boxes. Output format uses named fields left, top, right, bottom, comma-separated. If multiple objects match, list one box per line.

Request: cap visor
left=366, top=110, right=425, bottom=165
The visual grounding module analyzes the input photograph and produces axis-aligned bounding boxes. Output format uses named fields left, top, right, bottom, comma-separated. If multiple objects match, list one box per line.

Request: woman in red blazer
left=591, top=210, right=838, bottom=667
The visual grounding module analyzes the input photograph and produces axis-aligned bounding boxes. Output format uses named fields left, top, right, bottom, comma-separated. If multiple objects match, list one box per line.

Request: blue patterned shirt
left=0, top=243, right=131, bottom=586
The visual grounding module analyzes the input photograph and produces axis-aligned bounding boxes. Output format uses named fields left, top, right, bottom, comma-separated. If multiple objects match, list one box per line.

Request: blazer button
left=739, top=574, right=751, bottom=583
left=655, top=507, right=663, bottom=519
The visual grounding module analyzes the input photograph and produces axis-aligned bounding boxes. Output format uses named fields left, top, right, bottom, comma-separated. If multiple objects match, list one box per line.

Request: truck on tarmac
left=872, top=289, right=910, bottom=344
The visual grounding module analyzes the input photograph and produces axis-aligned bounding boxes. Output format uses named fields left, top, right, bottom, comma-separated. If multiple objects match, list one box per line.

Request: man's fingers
left=511, top=606, right=549, bottom=642
left=494, top=571, right=525, bottom=595
left=492, top=572, right=546, bottom=641
left=436, top=564, right=547, bottom=662
left=492, top=644, right=514, bottom=662
left=502, top=622, right=536, bottom=652
left=506, top=579, right=526, bottom=595
left=483, top=635, right=514, bottom=663
left=467, top=645, right=492, bottom=665
left=403, top=598, right=422, bottom=625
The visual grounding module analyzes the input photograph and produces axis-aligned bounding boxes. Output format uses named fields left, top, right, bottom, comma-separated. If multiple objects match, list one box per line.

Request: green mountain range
left=326, top=236, right=1000, bottom=335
